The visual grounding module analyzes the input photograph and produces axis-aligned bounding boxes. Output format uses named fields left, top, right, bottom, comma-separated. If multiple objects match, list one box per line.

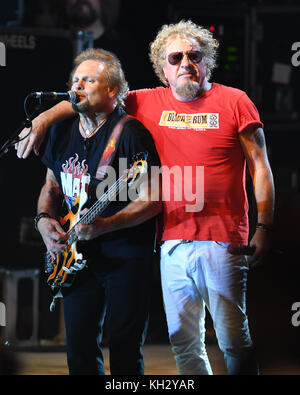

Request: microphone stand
left=0, top=99, right=43, bottom=159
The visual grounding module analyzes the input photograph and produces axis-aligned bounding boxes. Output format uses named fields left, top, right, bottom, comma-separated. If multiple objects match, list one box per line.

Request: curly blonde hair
left=149, top=20, right=219, bottom=85
left=69, top=48, right=129, bottom=108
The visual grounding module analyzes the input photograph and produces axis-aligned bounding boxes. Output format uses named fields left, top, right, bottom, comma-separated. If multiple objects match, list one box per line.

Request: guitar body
left=45, top=194, right=88, bottom=293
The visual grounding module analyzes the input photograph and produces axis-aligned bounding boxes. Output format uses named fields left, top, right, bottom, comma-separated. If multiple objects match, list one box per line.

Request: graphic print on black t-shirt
left=60, top=153, right=91, bottom=212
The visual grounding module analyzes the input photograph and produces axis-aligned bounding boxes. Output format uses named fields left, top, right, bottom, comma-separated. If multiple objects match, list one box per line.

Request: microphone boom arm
left=0, top=99, right=43, bottom=159
left=0, top=90, right=77, bottom=159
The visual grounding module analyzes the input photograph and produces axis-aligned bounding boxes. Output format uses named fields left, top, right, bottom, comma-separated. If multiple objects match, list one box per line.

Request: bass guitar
left=44, top=153, right=148, bottom=311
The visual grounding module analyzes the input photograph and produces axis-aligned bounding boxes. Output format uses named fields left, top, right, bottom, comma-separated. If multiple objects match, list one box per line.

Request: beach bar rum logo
left=0, top=42, right=6, bottom=66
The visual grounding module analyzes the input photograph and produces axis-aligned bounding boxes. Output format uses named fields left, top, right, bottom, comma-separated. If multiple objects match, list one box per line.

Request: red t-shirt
left=125, top=83, right=263, bottom=244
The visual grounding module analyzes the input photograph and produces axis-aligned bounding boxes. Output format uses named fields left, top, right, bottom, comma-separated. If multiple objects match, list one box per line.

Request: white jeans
left=160, top=240, right=258, bottom=375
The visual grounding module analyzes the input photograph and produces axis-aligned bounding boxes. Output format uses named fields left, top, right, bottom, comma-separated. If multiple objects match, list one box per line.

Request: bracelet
left=256, top=222, right=271, bottom=232
left=34, top=212, right=52, bottom=230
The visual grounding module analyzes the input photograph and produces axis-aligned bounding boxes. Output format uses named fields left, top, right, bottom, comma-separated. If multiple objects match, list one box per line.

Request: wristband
left=256, top=222, right=271, bottom=232
left=34, top=212, right=52, bottom=230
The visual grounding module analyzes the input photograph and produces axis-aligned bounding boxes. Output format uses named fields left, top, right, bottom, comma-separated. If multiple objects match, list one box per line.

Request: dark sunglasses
left=167, top=51, right=203, bottom=66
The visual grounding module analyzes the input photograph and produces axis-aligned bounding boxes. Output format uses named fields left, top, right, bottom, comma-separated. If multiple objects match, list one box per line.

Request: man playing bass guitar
left=35, top=48, right=161, bottom=375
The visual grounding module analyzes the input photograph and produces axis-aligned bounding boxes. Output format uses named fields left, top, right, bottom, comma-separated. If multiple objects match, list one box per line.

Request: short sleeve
left=124, top=91, right=138, bottom=117
left=41, top=126, right=57, bottom=171
left=41, top=118, right=75, bottom=170
left=125, top=89, right=154, bottom=118
left=234, top=93, right=264, bottom=133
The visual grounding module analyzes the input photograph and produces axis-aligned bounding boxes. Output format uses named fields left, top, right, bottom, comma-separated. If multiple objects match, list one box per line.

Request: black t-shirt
left=41, top=107, right=160, bottom=263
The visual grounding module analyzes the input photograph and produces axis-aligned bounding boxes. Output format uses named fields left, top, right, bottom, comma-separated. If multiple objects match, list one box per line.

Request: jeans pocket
left=214, top=241, right=229, bottom=248
left=160, top=240, right=180, bottom=259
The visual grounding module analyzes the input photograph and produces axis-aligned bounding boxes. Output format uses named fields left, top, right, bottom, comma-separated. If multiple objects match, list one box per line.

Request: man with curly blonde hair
left=149, top=20, right=219, bottom=86
left=16, top=20, right=274, bottom=376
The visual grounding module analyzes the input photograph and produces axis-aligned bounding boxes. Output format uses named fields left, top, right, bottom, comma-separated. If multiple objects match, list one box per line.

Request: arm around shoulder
left=15, top=101, right=75, bottom=159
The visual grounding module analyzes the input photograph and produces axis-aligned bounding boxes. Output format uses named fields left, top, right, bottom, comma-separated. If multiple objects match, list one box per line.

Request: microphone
left=29, top=90, right=78, bottom=104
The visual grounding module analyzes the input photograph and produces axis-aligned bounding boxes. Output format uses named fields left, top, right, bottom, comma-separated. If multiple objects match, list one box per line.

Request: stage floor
left=11, top=344, right=300, bottom=375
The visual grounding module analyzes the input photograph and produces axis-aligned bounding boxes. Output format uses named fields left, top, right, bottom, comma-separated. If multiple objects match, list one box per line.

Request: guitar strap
left=49, top=114, right=134, bottom=312
left=95, top=114, right=133, bottom=180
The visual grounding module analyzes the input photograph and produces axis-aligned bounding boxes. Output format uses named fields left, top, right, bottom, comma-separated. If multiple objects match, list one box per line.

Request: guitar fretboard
left=67, top=174, right=128, bottom=245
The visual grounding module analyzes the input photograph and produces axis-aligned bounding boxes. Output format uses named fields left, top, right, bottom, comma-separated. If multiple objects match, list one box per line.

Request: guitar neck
left=67, top=174, right=127, bottom=244
left=81, top=175, right=127, bottom=224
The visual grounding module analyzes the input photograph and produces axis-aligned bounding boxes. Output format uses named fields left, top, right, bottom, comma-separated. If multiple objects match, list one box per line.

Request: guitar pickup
left=44, top=253, right=54, bottom=274
left=44, top=263, right=54, bottom=274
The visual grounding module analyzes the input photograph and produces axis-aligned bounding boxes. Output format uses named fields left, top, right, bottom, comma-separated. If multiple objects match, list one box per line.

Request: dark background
left=0, top=0, right=300, bottom=371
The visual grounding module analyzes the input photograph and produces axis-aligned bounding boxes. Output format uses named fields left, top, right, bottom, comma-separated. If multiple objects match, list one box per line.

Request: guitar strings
left=46, top=163, right=141, bottom=262
left=73, top=164, right=141, bottom=232
left=67, top=174, right=128, bottom=244
left=45, top=175, right=127, bottom=263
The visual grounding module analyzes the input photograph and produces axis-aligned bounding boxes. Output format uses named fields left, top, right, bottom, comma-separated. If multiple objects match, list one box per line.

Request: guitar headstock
left=125, top=152, right=148, bottom=186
